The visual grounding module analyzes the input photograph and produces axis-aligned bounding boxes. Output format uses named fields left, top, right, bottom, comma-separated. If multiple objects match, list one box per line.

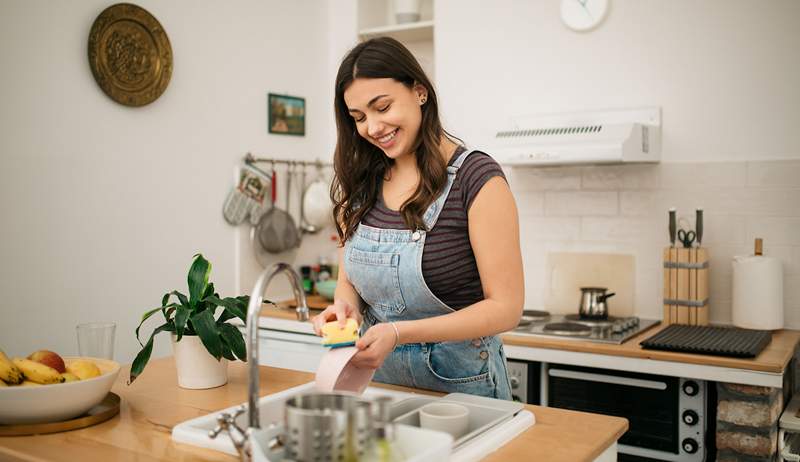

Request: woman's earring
left=420, top=96, right=427, bottom=105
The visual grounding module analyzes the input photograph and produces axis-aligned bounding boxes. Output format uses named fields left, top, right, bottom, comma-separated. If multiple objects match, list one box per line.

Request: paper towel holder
left=754, top=238, right=763, bottom=256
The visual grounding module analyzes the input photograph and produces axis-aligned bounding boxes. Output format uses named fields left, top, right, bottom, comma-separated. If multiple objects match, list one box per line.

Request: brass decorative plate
left=88, top=3, right=173, bottom=107
left=0, top=392, right=120, bottom=436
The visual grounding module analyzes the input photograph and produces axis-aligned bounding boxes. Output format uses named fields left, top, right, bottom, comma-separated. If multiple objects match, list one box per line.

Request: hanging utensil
left=254, top=162, right=298, bottom=254
left=302, top=162, right=332, bottom=230
left=298, top=163, right=320, bottom=234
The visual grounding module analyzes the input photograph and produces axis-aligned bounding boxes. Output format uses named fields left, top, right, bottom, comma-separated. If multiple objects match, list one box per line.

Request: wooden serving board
left=0, top=392, right=120, bottom=436
left=278, top=294, right=330, bottom=310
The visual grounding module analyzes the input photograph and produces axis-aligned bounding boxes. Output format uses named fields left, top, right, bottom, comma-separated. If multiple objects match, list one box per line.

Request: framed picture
left=268, top=93, right=305, bottom=136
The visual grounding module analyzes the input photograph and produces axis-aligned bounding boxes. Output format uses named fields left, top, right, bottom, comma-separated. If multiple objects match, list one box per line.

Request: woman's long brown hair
left=331, top=37, right=459, bottom=244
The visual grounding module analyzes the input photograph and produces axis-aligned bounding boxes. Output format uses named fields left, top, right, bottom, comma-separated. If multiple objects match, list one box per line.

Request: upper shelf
left=358, top=20, right=434, bottom=42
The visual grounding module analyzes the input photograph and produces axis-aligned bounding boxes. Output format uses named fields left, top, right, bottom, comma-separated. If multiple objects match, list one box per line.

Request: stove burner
left=519, top=310, right=551, bottom=325
left=565, top=314, right=615, bottom=326
left=543, top=322, right=592, bottom=336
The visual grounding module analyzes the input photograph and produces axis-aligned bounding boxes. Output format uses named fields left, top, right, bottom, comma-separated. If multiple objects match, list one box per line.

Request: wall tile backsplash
left=508, top=159, right=800, bottom=327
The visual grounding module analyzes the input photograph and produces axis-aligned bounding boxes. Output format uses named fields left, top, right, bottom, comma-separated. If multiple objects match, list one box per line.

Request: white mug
left=419, top=402, right=470, bottom=440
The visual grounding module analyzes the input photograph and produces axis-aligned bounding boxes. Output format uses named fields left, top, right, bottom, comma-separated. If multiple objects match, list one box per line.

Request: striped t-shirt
left=360, top=147, right=506, bottom=309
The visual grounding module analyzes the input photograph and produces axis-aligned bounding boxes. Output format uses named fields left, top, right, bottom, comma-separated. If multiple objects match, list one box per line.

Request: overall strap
left=422, top=148, right=475, bottom=230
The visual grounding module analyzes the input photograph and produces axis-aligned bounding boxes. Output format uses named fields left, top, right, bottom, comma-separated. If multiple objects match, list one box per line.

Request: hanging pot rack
left=244, top=152, right=331, bottom=169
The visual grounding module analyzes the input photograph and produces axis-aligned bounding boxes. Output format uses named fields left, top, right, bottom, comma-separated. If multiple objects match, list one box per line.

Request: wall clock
left=560, top=0, right=609, bottom=32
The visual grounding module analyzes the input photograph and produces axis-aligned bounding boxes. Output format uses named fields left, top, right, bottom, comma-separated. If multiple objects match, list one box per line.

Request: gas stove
left=509, top=311, right=660, bottom=344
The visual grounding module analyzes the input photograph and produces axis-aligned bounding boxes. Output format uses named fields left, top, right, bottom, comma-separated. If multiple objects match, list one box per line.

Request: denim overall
left=344, top=149, right=513, bottom=400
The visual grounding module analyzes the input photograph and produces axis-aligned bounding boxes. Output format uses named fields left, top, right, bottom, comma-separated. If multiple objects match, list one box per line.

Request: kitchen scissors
left=678, top=229, right=696, bottom=248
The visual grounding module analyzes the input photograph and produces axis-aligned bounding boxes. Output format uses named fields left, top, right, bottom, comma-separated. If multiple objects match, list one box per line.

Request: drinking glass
left=76, top=322, right=116, bottom=359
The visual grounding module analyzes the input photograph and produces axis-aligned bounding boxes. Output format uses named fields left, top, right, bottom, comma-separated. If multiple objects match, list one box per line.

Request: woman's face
left=343, top=78, right=426, bottom=160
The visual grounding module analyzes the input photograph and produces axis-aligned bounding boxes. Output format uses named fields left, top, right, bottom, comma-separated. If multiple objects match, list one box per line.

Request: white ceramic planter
left=171, top=334, right=228, bottom=389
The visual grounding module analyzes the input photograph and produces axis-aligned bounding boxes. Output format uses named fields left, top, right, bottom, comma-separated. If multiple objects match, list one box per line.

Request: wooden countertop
left=265, top=301, right=800, bottom=374
left=502, top=323, right=800, bottom=374
left=0, top=357, right=627, bottom=462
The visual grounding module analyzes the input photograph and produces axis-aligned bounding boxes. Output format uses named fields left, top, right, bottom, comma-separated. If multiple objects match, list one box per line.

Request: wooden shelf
left=358, top=20, right=434, bottom=42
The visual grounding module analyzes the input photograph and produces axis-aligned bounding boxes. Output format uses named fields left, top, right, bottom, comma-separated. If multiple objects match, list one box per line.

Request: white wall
left=0, top=1, right=336, bottom=364
left=434, top=0, right=800, bottom=325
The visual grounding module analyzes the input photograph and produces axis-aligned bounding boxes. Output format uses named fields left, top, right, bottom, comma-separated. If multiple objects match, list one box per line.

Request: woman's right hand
left=311, top=299, right=359, bottom=336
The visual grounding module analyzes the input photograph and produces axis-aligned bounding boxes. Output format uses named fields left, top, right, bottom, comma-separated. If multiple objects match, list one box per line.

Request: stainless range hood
left=491, top=107, right=662, bottom=166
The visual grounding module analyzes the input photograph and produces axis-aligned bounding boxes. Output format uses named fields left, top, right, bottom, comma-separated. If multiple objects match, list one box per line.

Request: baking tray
left=390, top=392, right=524, bottom=449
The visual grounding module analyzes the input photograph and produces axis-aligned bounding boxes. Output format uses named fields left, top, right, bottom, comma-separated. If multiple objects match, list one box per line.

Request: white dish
left=0, top=356, right=120, bottom=425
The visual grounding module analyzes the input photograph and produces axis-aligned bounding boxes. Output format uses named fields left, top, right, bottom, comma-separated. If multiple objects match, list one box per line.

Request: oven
left=507, top=359, right=709, bottom=461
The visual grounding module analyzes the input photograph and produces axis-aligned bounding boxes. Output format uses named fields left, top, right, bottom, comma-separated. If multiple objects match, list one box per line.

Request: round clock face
left=560, top=0, right=609, bottom=32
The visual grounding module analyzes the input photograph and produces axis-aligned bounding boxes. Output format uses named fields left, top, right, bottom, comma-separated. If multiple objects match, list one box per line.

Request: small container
left=300, top=265, right=313, bottom=295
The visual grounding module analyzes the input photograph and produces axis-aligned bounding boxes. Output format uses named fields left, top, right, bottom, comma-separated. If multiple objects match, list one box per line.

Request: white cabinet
left=357, top=0, right=436, bottom=82
left=256, top=329, right=326, bottom=373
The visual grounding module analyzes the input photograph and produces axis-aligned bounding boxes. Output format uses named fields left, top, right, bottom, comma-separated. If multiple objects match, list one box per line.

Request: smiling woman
left=311, top=37, right=524, bottom=401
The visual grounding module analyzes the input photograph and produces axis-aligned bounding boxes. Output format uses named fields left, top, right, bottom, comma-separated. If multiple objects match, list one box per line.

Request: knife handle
left=696, top=208, right=703, bottom=246
left=669, top=208, right=676, bottom=247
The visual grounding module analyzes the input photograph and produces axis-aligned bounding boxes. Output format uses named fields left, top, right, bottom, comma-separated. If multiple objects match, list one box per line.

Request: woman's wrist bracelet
left=389, top=322, right=401, bottom=350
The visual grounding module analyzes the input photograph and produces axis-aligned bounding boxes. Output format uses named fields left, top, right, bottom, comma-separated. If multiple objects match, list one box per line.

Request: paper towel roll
left=732, top=255, right=784, bottom=330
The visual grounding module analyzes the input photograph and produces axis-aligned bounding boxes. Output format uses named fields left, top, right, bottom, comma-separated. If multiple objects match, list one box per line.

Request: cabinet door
left=258, top=329, right=326, bottom=373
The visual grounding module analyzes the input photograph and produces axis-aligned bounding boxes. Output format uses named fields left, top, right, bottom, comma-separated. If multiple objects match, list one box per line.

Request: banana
left=0, top=378, right=8, bottom=387
left=12, top=358, right=64, bottom=384
left=0, top=350, right=23, bottom=385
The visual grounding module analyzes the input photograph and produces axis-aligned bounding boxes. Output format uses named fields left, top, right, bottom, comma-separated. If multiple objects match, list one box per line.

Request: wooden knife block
left=663, top=247, right=709, bottom=325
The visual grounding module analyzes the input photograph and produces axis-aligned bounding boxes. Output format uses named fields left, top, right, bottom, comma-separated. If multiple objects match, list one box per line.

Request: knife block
left=663, top=247, right=709, bottom=325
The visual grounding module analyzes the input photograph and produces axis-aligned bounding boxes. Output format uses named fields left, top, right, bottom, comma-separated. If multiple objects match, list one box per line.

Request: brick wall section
left=717, top=383, right=783, bottom=461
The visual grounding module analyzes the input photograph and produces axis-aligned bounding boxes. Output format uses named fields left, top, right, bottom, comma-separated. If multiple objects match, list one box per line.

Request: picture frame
left=268, top=93, right=305, bottom=136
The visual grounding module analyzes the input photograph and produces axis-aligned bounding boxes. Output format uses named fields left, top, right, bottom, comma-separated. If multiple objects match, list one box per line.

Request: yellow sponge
left=321, top=318, right=359, bottom=348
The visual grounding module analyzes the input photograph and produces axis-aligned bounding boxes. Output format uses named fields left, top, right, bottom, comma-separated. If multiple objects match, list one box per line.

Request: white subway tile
left=698, top=214, right=746, bottom=246
left=581, top=217, right=660, bottom=241
left=709, top=299, right=733, bottom=325
left=659, top=162, right=747, bottom=189
left=581, top=166, right=623, bottom=190
left=514, top=191, right=545, bottom=216
left=545, top=191, right=618, bottom=216
left=622, top=164, right=662, bottom=190
left=785, top=274, right=799, bottom=305
left=510, top=166, right=581, bottom=191
left=620, top=191, right=658, bottom=217
left=746, top=217, right=800, bottom=246
left=519, top=216, right=580, bottom=240
left=784, top=303, right=800, bottom=330
left=746, top=160, right=800, bottom=187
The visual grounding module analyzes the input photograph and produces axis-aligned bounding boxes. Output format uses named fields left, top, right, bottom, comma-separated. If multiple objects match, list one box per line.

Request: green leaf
left=136, top=303, right=178, bottom=347
left=174, top=305, right=192, bottom=341
left=129, top=323, right=171, bottom=384
left=205, top=295, right=247, bottom=323
left=220, top=323, right=247, bottom=361
left=188, top=254, right=211, bottom=309
left=171, top=290, right=189, bottom=307
left=219, top=342, right=236, bottom=361
left=190, top=309, right=222, bottom=360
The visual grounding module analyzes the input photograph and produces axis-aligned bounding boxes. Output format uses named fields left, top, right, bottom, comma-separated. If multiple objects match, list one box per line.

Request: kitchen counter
left=260, top=302, right=800, bottom=387
left=0, top=357, right=627, bottom=462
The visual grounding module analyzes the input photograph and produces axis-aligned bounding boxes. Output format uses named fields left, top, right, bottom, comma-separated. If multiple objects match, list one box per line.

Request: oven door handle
left=548, top=368, right=668, bottom=390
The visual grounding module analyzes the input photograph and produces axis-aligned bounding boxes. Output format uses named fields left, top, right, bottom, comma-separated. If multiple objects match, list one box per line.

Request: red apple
left=27, top=350, right=66, bottom=374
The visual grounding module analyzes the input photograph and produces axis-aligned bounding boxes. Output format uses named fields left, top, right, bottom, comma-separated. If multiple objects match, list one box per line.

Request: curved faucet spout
left=245, top=262, right=310, bottom=431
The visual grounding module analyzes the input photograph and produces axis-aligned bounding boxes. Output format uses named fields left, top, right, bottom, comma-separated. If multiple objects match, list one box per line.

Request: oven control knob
left=683, top=381, right=700, bottom=396
left=510, top=376, right=520, bottom=389
left=682, top=438, right=699, bottom=454
left=682, top=410, right=699, bottom=425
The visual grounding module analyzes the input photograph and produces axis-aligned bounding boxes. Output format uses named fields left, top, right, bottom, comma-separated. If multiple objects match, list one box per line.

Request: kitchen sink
left=172, top=381, right=534, bottom=461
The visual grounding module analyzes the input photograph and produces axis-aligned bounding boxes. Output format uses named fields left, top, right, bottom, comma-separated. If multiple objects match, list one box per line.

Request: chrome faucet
left=209, top=262, right=309, bottom=461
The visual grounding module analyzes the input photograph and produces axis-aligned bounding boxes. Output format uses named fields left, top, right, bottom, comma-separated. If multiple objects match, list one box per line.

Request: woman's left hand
left=350, top=322, right=397, bottom=369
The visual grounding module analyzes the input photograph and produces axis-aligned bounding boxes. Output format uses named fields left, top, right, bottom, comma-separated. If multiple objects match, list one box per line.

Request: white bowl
left=0, top=356, right=120, bottom=425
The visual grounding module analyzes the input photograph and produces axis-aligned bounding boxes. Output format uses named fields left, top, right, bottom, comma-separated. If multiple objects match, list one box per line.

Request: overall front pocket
left=424, top=340, right=492, bottom=385
left=346, top=247, right=406, bottom=313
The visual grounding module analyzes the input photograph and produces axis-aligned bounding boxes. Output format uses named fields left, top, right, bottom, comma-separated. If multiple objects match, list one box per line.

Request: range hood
left=491, top=107, right=661, bottom=166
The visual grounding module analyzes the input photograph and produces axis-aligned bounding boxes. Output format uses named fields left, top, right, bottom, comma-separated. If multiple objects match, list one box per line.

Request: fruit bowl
left=0, top=357, right=120, bottom=425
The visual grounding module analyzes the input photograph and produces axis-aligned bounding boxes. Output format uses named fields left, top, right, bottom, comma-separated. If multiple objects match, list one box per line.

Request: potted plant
left=130, top=254, right=257, bottom=389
